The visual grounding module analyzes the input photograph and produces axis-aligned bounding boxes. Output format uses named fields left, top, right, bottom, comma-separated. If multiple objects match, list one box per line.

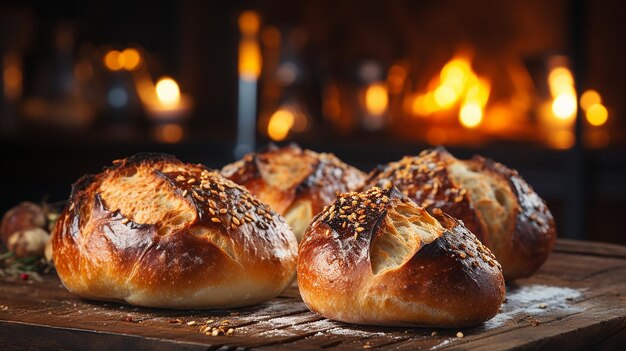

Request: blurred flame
left=578, top=89, right=609, bottom=127
left=238, top=39, right=262, bottom=79
left=548, top=67, right=574, bottom=96
left=238, top=11, right=262, bottom=80
left=104, top=48, right=142, bottom=71
left=121, top=48, right=141, bottom=70
left=104, top=50, right=124, bottom=71
left=580, top=89, right=601, bottom=111
left=267, top=109, right=295, bottom=141
left=586, top=104, right=608, bottom=126
left=459, top=103, right=483, bottom=128
left=364, top=83, right=388, bottom=115
left=551, top=94, right=577, bottom=120
left=409, top=54, right=490, bottom=128
left=434, top=85, right=458, bottom=108
left=548, top=66, right=577, bottom=121
left=155, top=77, right=181, bottom=107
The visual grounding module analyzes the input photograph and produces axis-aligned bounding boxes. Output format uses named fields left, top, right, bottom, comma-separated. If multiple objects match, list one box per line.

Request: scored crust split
left=365, top=147, right=556, bottom=280
left=298, top=187, right=505, bottom=328
left=52, top=153, right=298, bottom=309
left=221, top=144, right=366, bottom=242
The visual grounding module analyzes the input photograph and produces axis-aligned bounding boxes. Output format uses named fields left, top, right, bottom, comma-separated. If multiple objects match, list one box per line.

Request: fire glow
left=409, top=55, right=490, bottom=129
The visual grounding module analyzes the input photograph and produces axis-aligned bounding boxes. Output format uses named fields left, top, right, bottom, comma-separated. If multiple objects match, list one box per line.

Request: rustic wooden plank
left=0, top=239, right=625, bottom=350
left=554, top=238, right=626, bottom=259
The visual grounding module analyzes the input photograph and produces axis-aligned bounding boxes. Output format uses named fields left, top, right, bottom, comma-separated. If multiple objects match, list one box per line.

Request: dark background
left=1, top=0, right=625, bottom=244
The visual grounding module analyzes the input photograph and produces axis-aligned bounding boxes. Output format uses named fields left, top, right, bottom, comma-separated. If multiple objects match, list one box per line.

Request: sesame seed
left=187, top=321, right=197, bottom=326
left=456, top=332, right=464, bottom=338
left=187, top=178, right=196, bottom=184
left=211, top=217, right=221, bottom=223
left=120, top=218, right=129, bottom=224
left=182, top=190, right=188, bottom=197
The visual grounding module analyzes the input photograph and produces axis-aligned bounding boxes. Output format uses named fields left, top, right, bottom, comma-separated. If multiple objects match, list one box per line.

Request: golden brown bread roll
left=365, top=147, right=556, bottom=280
left=52, top=153, right=298, bottom=309
left=221, top=144, right=366, bottom=242
left=298, top=187, right=505, bottom=328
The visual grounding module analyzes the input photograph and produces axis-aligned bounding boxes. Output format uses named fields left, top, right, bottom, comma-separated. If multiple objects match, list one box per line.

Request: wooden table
left=1, top=239, right=625, bottom=350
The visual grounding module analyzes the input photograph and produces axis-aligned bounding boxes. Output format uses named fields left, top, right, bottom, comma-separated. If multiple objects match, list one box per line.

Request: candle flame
left=155, top=77, right=181, bottom=107
left=238, top=11, right=262, bottom=80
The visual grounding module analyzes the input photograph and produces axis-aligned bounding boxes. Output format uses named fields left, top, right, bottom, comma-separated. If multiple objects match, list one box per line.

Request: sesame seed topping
left=211, top=217, right=221, bottom=223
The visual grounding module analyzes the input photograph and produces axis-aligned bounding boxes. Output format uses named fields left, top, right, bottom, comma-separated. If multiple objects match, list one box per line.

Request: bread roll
left=365, top=147, right=556, bottom=280
left=221, top=144, right=366, bottom=242
left=298, top=187, right=505, bottom=328
left=1, top=202, right=46, bottom=245
left=52, top=153, right=298, bottom=309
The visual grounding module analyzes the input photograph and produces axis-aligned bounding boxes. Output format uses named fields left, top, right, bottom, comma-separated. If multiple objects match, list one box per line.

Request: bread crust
left=52, top=153, right=298, bottom=309
left=297, top=187, right=505, bottom=328
left=468, top=155, right=556, bottom=280
left=365, top=148, right=556, bottom=280
left=221, top=144, right=366, bottom=241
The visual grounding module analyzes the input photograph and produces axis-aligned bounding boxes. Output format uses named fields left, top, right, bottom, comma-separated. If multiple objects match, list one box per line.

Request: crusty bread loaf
left=221, top=144, right=366, bottom=242
left=298, top=187, right=505, bottom=328
left=365, top=148, right=556, bottom=280
left=52, top=153, right=298, bottom=309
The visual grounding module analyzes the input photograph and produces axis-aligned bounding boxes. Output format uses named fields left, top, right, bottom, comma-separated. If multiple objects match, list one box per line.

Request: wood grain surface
left=1, top=239, right=625, bottom=350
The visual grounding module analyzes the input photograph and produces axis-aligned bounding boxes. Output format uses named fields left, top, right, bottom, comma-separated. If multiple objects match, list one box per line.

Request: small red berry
left=20, top=273, right=29, bottom=280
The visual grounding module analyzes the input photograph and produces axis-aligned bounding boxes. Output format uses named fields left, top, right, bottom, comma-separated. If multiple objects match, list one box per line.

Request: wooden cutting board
left=1, top=239, right=625, bottom=350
